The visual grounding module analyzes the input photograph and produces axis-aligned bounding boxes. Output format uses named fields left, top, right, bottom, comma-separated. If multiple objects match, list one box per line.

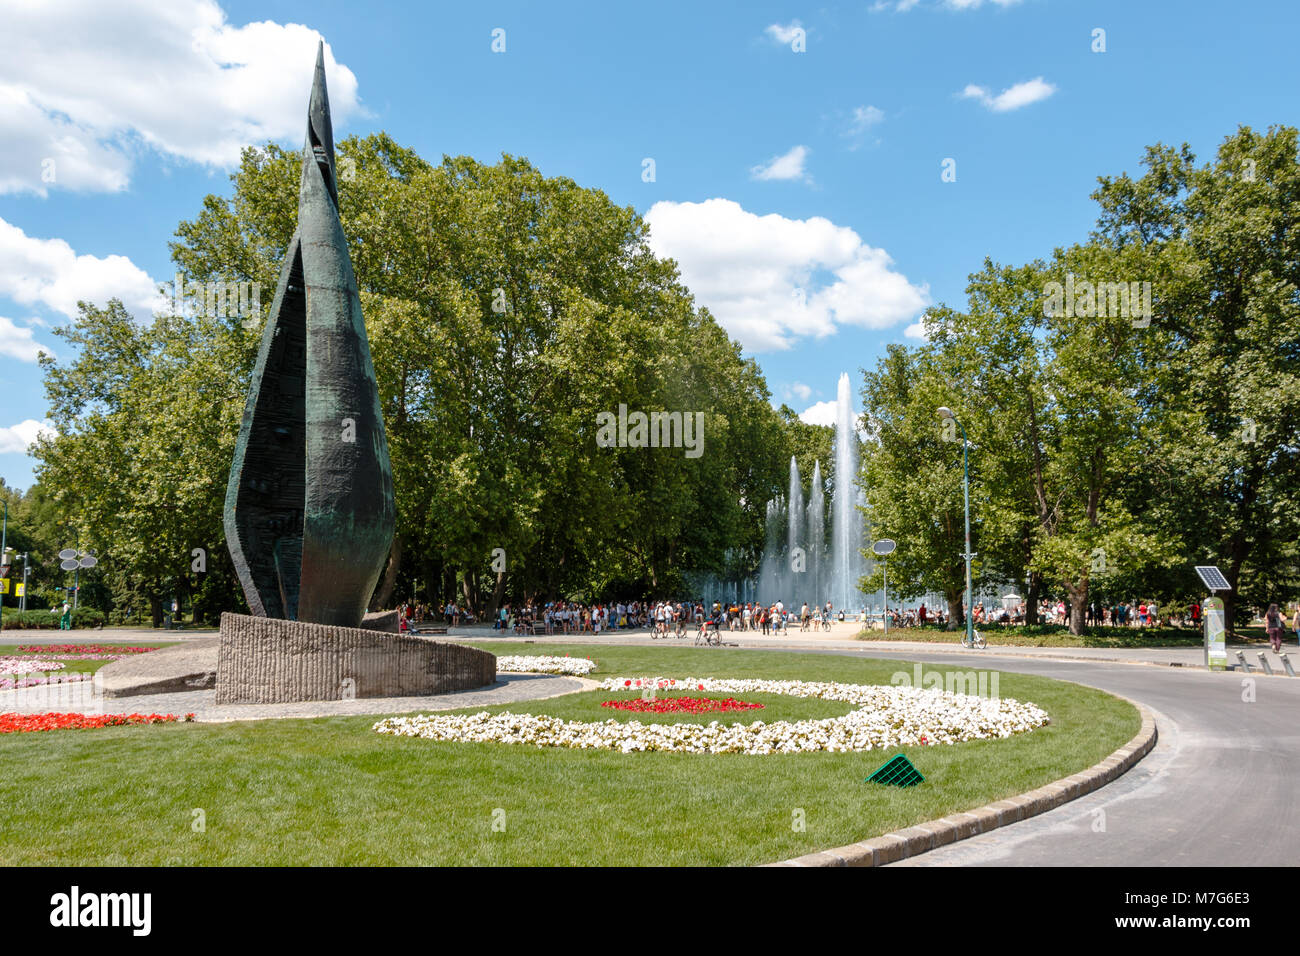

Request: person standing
left=1265, top=603, right=1285, bottom=654
left=1292, top=604, right=1300, bottom=646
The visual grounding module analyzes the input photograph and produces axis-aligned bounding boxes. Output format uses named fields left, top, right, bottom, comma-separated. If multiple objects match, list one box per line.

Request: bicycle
left=961, top=628, right=987, bottom=649
left=695, top=620, right=723, bottom=647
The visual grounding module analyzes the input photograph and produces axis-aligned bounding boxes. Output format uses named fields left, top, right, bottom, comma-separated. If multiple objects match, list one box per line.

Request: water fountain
left=686, top=372, right=873, bottom=612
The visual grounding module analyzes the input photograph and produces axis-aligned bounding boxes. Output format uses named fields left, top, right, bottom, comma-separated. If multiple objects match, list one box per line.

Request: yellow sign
left=0, top=579, right=8, bottom=595
left=15, top=583, right=24, bottom=597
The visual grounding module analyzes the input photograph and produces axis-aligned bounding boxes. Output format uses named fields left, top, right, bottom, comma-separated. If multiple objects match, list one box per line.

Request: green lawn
left=0, top=642, right=1139, bottom=866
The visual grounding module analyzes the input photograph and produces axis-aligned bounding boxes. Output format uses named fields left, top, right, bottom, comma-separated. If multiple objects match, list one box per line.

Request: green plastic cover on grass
left=866, top=753, right=924, bottom=787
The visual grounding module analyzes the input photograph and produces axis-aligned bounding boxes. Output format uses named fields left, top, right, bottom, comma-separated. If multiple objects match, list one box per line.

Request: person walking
left=1292, top=604, right=1300, bottom=646
left=1265, top=603, right=1285, bottom=654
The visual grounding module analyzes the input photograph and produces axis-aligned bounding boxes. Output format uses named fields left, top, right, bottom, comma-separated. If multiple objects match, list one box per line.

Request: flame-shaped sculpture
left=224, top=41, right=394, bottom=628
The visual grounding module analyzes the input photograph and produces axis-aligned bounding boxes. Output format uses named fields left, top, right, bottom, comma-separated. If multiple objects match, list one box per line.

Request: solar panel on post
left=1195, top=566, right=1231, bottom=592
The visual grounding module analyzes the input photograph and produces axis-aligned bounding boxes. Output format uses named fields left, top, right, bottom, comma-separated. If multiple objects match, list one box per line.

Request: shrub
left=1, top=607, right=108, bottom=629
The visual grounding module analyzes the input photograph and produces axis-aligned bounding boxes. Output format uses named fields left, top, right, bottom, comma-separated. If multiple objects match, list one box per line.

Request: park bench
left=412, top=624, right=448, bottom=636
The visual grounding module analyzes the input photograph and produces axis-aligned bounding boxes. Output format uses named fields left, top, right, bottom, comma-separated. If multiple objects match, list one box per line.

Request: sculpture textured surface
left=224, top=41, right=394, bottom=628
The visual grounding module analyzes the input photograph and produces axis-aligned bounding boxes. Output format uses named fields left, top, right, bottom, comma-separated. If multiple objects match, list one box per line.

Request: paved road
left=790, top=645, right=1300, bottom=867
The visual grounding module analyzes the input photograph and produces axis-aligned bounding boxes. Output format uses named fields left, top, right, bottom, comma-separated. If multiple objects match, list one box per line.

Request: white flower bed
left=374, top=674, right=1050, bottom=755
left=0, top=657, right=66, bottom=676
left=496, top=655, right=597, bottom=676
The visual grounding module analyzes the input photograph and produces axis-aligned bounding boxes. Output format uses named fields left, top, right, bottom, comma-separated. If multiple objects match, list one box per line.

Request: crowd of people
left=482, top=599, right=858, bottom=637
left=395, top=595, right=1300, bottom=645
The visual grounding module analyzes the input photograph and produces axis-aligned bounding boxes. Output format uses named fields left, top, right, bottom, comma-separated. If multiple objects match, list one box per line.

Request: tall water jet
left=830, top=372, right=865, bottom=611
left=806, top=461, right=824, bottom=606
left=787, top=456, right=804, bottom=600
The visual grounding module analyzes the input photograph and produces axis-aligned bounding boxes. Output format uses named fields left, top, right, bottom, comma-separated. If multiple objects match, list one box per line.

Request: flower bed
left=602, top=696, right=764, bottom=714
left=0, top=658, right=65, bottom=676
left=0, top=712, right=195, bottom=734
left=375, top=675, right=1051, bottom=755
left=16, top=644, right=158, bottom=658
left=496, top=655, right=596, bottom=676
left=0, top=672, right=94, bottom=691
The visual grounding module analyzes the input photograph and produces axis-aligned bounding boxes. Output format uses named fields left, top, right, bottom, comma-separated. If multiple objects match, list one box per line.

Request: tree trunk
left=944, top=585, right=963, bottom=630
left=426, top=561, right=442, bottom=610
left=1026, top=571, right=1042, bottom=625
left=461, top=569, right=481, bottom=617
left=148, top=586, right=163, bottom=629
left=488, top=570, right=506, bottom=618
left=1067, top=581, right=1088, bottom=636
left=370, top=535, right=403, bottom=611
left=443, top=565, right=456, bottom=611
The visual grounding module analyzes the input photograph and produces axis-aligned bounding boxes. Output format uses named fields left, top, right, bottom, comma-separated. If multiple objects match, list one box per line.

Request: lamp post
left=1, top=500, right=8, bottom=632
left=937, top=406, right=974, bottom=648
left=873, top=538, right=897, bottom=637
left=58, top=546, right=98, bottom=612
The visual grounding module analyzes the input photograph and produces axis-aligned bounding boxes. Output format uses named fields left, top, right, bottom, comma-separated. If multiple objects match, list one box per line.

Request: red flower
left=600, top=696, right=765, bottom=714
left=0, top=711, right=185, bottom=734
left=624, top=680, right=632, bottom=687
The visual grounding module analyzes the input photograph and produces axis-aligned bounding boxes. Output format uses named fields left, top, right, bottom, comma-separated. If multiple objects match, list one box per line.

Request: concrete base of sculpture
left=216, top=611, right=496, bottom=704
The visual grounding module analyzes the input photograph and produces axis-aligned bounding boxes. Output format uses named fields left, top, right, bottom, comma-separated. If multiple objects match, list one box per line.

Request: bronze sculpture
left=224, top=41, right=394, bottom=628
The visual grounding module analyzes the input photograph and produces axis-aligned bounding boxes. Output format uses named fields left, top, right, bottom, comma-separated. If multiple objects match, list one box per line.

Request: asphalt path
left=791, top=644, right=1299, bottom=867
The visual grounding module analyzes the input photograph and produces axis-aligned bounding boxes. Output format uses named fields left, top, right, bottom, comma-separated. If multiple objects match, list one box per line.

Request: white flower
left=374, top=675, right=1050, bottom=755
left=496, top=655, right=597, bottom=676
left=0, top=657, right=66, bottom=676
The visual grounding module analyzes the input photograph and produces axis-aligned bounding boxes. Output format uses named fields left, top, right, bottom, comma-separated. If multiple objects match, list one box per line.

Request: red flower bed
left=17, top=645, right=156, bottom=655
left=0, top=712, right=195, bottom=734
left=601, top=696, right=765, bottom=714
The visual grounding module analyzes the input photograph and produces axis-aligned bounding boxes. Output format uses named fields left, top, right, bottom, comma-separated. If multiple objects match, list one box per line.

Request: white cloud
left=644, top=198, right=929, bottom=353
left=844, top=106, right=886, bottom=151
left=960, top=77, right=1057, bottom=112
left=0, top=419, right=56, bottom=455
left=849, top=106, right=885, bottom=134
left=787, top=383, right=813, bottom=402
left=799, top=400, right=838, bottom=427
left=764, top=20, right=805, bottom=44
left=751, top=145, right=811, bottom=183
left=0, top=0, right=362, bottom=196
left=0, top=216, right=166, bottom=320
left=872, top=0, right=1021, bottom=11
left=0, top=316, right=54, bottom=361
left=903, top=320, right=930, bottom=340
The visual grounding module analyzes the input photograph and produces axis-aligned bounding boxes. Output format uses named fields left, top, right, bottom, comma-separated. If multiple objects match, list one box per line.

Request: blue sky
left=2, top=0, right=1298, bottom=489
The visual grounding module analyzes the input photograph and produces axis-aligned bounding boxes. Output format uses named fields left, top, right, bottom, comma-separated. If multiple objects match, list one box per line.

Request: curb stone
left=767, top=696, right=1157, bottom=867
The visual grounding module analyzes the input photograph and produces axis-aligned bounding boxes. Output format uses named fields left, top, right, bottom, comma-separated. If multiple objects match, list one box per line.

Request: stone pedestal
left=216, top=611, right=496, bottom=704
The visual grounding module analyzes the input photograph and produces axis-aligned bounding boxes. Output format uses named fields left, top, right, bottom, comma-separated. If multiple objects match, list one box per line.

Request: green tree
left=1092, top=126, right=1300, bottom=625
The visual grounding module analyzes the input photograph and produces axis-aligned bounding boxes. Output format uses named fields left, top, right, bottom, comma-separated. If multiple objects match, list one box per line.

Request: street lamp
left=58, top=547, right=98, bottom=611
left=937, top=406, right=975, bottom=648
left=873, top=538, right=897, bottom=636
left=0, top=500, right=8, bottom=631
